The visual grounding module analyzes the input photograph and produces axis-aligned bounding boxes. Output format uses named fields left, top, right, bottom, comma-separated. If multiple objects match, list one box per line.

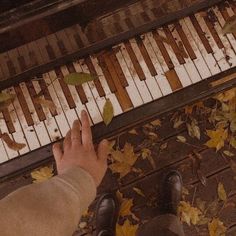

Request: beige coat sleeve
left=0, top=167, right=97, bottom=236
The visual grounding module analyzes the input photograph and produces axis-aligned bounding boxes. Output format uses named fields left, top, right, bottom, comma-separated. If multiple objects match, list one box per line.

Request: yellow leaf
left=205, top=128, right=228, bottom=151
left=178, top=201, right=201, bottom=225
left=1, top=133, right=26, bottom=151
left=109, top=143, right=138, bottom=178
left=64, top=72, right=95, bottom=85
left=150, top=119, right=161, bottom=126
left=103, top=99, right=114, bottom=125
left=116, top=219, right=138, bottom=236
left=208, top=218, right=227, bottom=236
left=31, top=166, right=54, bottom=183
left=133, top=187, right=145, bottom=197
left=215, top=88, right=236, bottom=102
left=217, top=182, right=227, bottom=202
left=34, top=97, right=57, bottom=114
left=141, top=148, right=151, bottom=159
left=223, top=150, right=234, bottom=157
left=184, top=102, right=204, bottom=115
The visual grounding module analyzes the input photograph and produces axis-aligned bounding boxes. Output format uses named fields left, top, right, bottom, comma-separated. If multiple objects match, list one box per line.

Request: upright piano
left=0, top=0, right=235, bottom=180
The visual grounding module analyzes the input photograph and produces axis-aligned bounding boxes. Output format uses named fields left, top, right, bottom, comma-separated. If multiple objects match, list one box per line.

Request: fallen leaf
left=196, top=198, right=206, bottom=213
left=34, top=97, right=57, bottom=114
left=31, top=166, right=54, bottom=183
left=178, top=201, right=202, bottom=225
left=116, top=219, right=138, bottom=236
left=103, top=99, right=114, bottom=126
left=150, top=119, right=161, bottom=126
left=223, top=150, right=234, bottom=157
left=187, top=119, right=201, bottom=140
left=215, top=88, right=236, bottom=102
left=0, top=93, right=15, bottom=111
left=217, top=182, right=227, bottom=202
left=208, top=218, right=227, bottom=236
left=177, top=136, right=186, bottom=143
left=0, top=133, right=26, bottom=151
left=109, top=143, right=138, bottom=178
left=207, top=199, right=220, bottom=217
left=133, top=187, right=145, bottom=197
left=160, top=142, right=168, bottom=150
left=173, top=116, right=184, bottom=129
left=129, top=129, right=138, bottom=135
left=205, top=128, right=228, bottom=151
left=230, top=137, right=236, bottom=149
left=222, top=14, right=236, bottom=34
left=64, top=72, right=95, bottom=85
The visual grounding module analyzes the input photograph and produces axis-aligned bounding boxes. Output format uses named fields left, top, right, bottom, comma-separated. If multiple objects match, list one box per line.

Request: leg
left=137, top=214, right=185, bottom=236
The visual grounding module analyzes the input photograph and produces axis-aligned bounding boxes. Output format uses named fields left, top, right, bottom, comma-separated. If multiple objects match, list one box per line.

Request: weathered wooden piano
left=0, top=0, right=235, bottom=181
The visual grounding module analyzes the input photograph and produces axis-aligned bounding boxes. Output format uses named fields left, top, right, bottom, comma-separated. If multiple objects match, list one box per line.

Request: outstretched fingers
left=81, top=110, right=93, bottom=148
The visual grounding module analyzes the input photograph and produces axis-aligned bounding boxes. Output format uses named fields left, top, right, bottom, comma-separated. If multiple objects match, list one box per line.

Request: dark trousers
left=98, top=214, right=184, bottom=236
left=137, top=214, right=185, bottom=236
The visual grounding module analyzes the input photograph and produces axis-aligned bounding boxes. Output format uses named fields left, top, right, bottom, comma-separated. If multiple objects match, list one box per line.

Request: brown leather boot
left=95, top=193, right=119, bottom=236
left=159, top=170, right=183, bottom=215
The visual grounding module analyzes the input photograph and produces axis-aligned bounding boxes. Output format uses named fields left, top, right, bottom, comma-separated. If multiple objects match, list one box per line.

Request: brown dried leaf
left=222, top=14, right=236, bottom=34
left=208, top=218, right=227, bottom=236
left=34, top=97, right=57, bottom=114
left=217, top=182, right=227, bottom=202
left=173, top=116, right=184, bottom=129
left=187, top=119, right=200, bottom=140
left=150, top=119, right=161, bottom=126
left=133, top=187, right=145, bottom=197
left=1, top=133, right=26, bottom=151
left=177, top=135, right=186, bottom=143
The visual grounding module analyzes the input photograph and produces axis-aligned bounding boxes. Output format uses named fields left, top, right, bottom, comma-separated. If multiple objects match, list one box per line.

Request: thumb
left=97, top=139, right=109, bottom=163
left=53, top=142, right=63, bottom=163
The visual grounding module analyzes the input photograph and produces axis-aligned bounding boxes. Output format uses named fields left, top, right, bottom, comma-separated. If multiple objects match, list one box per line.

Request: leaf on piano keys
left=31, top=166, right=54, bottom=183
left=103, top=99, right=114, bottom=126
left=0, top=133, right=26, bottom=151
left=222, top=14, right=236, bottom=35
left=34, top=97, right=57, bottom=114
left=0, top=92, right=16, bottom=111
left=64, top=72, right=96, bottom=86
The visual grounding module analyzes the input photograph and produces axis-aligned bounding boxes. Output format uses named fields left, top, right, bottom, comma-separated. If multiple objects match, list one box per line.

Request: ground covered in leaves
left=1, top=88, right=236, bottom=236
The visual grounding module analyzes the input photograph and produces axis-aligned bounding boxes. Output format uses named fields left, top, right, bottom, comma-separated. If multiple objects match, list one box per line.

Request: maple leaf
left=116, top=219, right=138, bottom=236
left=31, top=166, right=54, bottom=183
left=208, top=218, right=227, bottom=236
left=205, top=128, right=228, bottom=151
left=109, top=143, right=138, bottom=178
left=178, top=201, right=202, bottom=225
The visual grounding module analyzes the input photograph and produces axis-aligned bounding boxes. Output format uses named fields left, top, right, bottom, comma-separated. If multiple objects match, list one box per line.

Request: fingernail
left=81, top=110, right=86, bottom=116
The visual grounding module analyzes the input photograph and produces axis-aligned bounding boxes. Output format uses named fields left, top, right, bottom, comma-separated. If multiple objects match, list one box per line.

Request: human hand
left=53, top=110, right=109, bottom=187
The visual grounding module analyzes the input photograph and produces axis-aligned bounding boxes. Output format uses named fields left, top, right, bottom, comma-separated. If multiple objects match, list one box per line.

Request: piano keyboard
left=0, top=3, right=236, bottom=164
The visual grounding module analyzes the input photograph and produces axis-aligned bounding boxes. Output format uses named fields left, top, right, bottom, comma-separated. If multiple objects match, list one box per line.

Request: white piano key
left=43, top=73, right=70, bottom=137
left=0, top=138, right=8, bottom=163
left=183, top=17, right=221, bottom=75
left=32, top=80, right=62, bottom=142
left=168, top=24, right=202, bottom=83
left=157, top=28, right=192, bottom=87
left=60, top=65, right=91, bottom=119
left=179, top=18, right=212, bottom=79
left=113, top=47, right=144, bottom=107
left=213, top=7, right=236, bottom=65
left=48, top=71, right=78, bottom=128
left=89, top=56, right=123, bottom=116
left=72, top=61, right=103, bottom=124
left=119, top=43, right=152, bottom=103
left=195, top=12, right=230, bottom=71
left=79, top=60, right=107, bottom=114
left=128, top=38, right=163, bottom=99
left=20, top=83, right=51, bottom=146
left=141, top=32, right=173, bottom=95
left=0, top=112, right=18, bottom=159
left=9, top=88, right=40, bottom=151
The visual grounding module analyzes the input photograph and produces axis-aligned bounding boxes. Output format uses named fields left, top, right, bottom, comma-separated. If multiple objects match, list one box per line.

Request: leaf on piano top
left=187, top=119, right=201, bottom=140
left=31, top=166, right=54, bottom=183
left=208, top=218, right=227, bottom=236
left=34, top=97, right=57, bottom=114
left=205, top=127, right=228, bottom=151
left=0, top=92, right=16, bottom=111
left=109, top=143, right=138, bottom=178
left=64, top=72, right=96, bottom=86
left=222, top=14, right=236, bottom=35
left=103, top=99, right=114, bottom=126
left=0, top=133, right=26, bottom=151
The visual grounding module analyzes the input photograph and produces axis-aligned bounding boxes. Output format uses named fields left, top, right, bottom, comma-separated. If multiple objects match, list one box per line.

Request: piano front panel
left=0, top=2, right=236, bottom=163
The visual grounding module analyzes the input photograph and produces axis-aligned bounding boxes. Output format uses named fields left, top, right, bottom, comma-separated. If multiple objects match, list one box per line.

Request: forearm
left=0, top=167, right=96, bottom=236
